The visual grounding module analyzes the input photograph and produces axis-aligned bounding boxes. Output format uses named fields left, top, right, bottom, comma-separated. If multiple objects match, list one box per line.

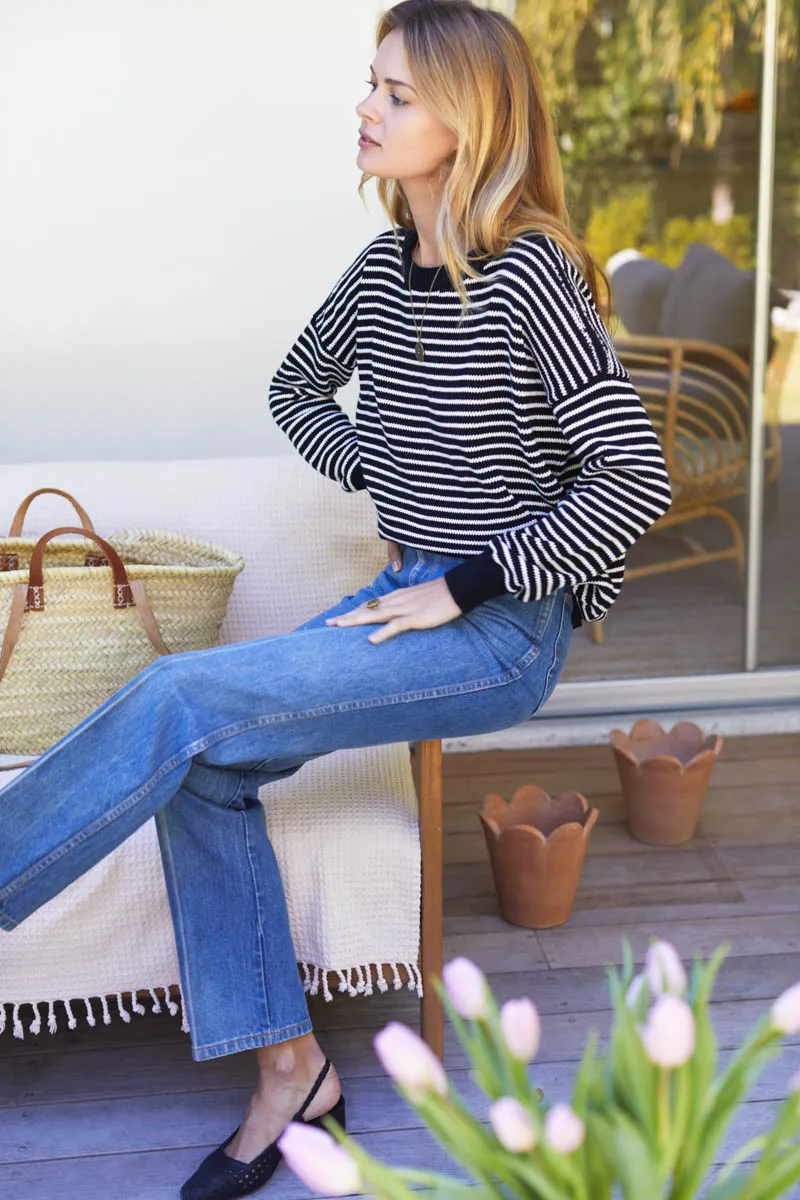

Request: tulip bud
left=277, top=1123, right=361, bottom=1195
left=544, top=1103, right=585, bottom=1154
left=489, top=1097, right=537, bottom=1153
left=639, top=994, right=696, bottom=1068
left=442, top=957, right=490, bottom=1020
left=645, top=940, right=688, bottom=997
left=625, top=972, right=646, bottom=1008
left=500, top=998, right=541, bottom=1062
left=771, top=983, right=800, bottom=1036
left=373, top=1022, right=448, bottom=1095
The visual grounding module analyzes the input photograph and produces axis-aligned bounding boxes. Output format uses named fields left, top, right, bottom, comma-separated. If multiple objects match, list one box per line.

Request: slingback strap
left=294, top=1056, right=332, bottom=1121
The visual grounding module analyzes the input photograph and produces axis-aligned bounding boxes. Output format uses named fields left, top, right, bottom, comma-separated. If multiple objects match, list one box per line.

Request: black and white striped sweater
left=268, top=226, right=672, bottom=627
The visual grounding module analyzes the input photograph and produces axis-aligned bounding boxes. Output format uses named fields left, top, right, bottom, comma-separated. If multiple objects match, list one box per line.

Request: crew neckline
left=397, top=227, right=494, bottom=291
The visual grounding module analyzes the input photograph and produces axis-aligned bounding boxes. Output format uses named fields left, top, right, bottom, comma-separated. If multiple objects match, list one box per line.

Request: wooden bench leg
left=417, top=738, right=444, bottom=1061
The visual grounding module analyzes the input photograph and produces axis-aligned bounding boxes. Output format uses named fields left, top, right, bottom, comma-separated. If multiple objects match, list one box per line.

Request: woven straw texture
left=0, top=528, right=245, bottom=754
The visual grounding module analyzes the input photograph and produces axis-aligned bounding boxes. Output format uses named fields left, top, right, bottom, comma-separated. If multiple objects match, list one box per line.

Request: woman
left=0, top=1, right=671, bottom=1197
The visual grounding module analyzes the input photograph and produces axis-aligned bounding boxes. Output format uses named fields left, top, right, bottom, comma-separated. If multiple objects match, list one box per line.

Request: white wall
left=0, top=0, right=388, bottom=463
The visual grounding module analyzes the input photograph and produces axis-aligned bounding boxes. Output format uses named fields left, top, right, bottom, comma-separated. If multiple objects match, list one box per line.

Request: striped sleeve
left=444, top=236, right=672, bottom=614
left=268, top=243, right=370, bottom=492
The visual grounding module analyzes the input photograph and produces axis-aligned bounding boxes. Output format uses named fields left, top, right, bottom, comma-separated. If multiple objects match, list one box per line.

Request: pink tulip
left=771, top=983, right=800, bottom=1035
left=645, top=940, right=688, bottom=997
left=499, top=997, right=541, bottom=1062
left=625, top=973, right=646, bottom=1008
left=442, top=957, right=490, bottom=1020
left=277, top=1123, right=361, bottom=1195
left=639, top=994, right=696, bottom=1068
left=489, top=1097, right=537, bottom=1153
left=544, top=1103, right=585, bottom=1154
left=373, top=1022, right=448, bottom=1095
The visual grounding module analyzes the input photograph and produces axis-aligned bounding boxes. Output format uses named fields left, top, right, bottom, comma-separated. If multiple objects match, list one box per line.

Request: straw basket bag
left=0, top=488, right=245, bottom=761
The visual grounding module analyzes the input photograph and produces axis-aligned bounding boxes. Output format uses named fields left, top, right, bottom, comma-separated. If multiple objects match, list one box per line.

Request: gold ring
left=366, top=598, right=381, bottom=609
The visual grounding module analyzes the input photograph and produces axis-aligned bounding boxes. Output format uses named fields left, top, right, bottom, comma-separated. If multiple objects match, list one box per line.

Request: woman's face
left=355, top=29, right=458, bottom=184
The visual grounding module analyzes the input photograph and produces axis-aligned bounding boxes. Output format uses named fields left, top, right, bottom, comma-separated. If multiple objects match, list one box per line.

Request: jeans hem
left=191, top=1018, right=314, bottom=1061
left=0, top=912, right=18, bottom=931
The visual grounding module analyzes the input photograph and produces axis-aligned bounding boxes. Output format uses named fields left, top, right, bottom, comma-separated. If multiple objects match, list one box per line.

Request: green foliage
left=510, top=0, right=799, bottom=252
left=639, top=213, right=756, bottom=268
left=514, top=0, right=798, bottom=152
left=584, top=185, right=756, bottom=268
left=584, top=187, right=654, bottom=266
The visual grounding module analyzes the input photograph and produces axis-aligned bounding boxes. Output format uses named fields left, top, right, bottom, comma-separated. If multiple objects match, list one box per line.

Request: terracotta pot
left=609, top=719, right=724, bottom=846
left=479, top=787, right=598, bottom=929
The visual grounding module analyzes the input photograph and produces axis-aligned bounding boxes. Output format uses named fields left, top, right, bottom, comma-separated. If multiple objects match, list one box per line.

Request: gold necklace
left=391, top=226, right=444, bottom=362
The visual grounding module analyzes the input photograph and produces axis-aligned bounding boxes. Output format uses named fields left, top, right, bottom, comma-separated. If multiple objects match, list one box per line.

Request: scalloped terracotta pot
left=479, top=787, right=598, bottom=929
left=610, top=719, right=724, bottom=846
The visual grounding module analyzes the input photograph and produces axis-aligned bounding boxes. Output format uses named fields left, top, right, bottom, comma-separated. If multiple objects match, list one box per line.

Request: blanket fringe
left=0, top=984, right=189, bottom=1040
left=0, top=962, right=424, bottom=1039
left=179, top=987, right=190, bottom=1034
left=29, top=1002, right=42, bottom=1035
left=298, top=961, right=424, bottom=1002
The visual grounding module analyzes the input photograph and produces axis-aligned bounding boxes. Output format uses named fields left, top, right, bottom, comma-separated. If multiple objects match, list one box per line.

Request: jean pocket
left=463, top=591, right=559, bottom=672
left=525, top=591, right=573, bottom=715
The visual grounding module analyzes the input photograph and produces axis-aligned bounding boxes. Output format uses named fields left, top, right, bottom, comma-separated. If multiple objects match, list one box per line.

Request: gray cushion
left=610, top=258, right=675, bottom=335
left=658, top=241, right=784, bottom=358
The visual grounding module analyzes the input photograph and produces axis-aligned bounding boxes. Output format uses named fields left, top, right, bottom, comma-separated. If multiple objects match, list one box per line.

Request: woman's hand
left=325, top=576, right=462, bottom=644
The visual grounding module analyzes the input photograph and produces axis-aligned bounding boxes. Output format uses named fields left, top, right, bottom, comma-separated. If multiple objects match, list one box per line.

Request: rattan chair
left=588, top=334, right=782, bottom=645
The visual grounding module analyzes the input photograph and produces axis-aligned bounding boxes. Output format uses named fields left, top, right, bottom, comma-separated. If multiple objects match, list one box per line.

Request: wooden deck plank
left=0, top=1127, right=471, bottom=1200
left=537, top=913, right=800, bottom=969
left=3, top=1012, right=798, bottom=1161
left=443, top=781, right=800, bottom=829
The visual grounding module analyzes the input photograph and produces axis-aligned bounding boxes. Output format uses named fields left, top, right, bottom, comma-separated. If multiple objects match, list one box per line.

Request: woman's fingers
left=324, top=579, right=461, bottom=642
left=385, top=539, right=403, bottom=572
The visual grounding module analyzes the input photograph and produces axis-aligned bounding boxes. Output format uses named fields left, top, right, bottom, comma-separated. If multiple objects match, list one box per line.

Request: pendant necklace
left=391, top=226, right=444, bottom=362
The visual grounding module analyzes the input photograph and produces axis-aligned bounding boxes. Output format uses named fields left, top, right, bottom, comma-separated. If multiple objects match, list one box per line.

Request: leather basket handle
left=8, top=489, right=95, bottom=538
left=25, top=527, right=133, bottom=611
left=0, top=526, right=172, bottom=693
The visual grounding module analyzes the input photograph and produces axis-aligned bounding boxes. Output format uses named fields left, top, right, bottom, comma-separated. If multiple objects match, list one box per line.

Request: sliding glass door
left=508, top=0, right=800, bottom=709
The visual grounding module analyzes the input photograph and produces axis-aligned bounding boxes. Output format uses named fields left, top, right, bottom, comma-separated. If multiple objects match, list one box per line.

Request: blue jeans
left=0, top=546, right=572, bottom=1060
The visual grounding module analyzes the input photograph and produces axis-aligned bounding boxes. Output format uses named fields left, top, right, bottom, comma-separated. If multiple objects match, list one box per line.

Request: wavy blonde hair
left=358, top=0, right=613, bottom=323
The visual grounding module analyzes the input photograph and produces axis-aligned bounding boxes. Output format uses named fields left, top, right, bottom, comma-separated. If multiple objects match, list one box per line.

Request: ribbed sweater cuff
left=443, top=550, right=508, bottom=614
left=343, top=462, right=368, bottom=492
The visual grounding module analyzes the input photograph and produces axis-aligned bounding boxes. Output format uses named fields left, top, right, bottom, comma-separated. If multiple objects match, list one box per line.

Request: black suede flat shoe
left=180, top=1056, right=345, bottom=1200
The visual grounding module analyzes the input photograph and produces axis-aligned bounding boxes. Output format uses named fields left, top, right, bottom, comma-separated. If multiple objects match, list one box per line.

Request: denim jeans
left=0, top=545, right=572, bottom=1060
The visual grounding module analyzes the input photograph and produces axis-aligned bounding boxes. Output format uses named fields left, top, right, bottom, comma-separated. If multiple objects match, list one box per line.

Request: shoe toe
left=180, top=1140, right=282, bottom=1200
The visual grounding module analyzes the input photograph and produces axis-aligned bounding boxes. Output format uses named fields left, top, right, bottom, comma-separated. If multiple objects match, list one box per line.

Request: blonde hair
left=358, top=0, right=613, bottom=323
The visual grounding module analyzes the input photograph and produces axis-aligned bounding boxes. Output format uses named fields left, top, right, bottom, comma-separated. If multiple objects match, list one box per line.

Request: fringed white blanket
left=0, top=456, right=424, bottom=1040
left=0, top=743, right=422, bottom=1039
